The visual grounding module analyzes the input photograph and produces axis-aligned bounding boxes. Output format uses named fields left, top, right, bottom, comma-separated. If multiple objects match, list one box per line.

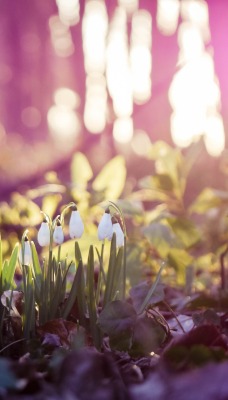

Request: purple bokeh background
left=0, top=0, right=228, bottom=199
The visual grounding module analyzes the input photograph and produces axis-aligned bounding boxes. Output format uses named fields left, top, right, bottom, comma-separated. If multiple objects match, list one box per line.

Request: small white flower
left=112, top=221, right=124, bottom=247
left=53, top=221, right=64, bottom=245
left=98, top=208, right=113, bottom=241
left=1, top=290, right=22, bottom=317
left=69, top=206, right=84, bottom=239
left=37, top=221, right=50, bottom=246
left=19, top=237, right=32, bottom=265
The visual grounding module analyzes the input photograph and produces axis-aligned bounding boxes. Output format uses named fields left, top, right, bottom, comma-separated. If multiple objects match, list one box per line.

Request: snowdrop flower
left=1, top=290, right=22, bottom=317
left=112, top=219, right=124, bottom=247
left=19, top=236, right=32, bottom=265
left=53, top=220, right=64, bottom=245
left=37, top=219, right=50, bottom=246
left=69, top=206, right=84, bottom=239
left=98, top=208, right=113, bottom=241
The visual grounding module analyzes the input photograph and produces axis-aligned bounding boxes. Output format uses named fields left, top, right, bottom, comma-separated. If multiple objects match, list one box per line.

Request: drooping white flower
left=69, top=206, right=84, bottom=239
left=98, top=208, right=113, bottom=241
left=37, top=220, right=50, bottom=246
left=1, top=290, right=22, bottom=317
left=53, top=220, right=64, bottom=245
left=19, top=236, right=32, bottom=265
left=112, top=220, right=124, bottom=247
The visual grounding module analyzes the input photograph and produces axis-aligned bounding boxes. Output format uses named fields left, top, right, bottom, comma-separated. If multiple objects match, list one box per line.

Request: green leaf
left=167, top=217, right=201, bottom=248
left=71, top=152, right=93, bottom=188
left=92, top=156, right=126, bottom=200
left=167, top=248, right=193, bottom=285
left=98, top=300, right=137, bottom=337
left=189, top=188, right=228, bottom=214
left=2, top=243, right=19, bottom=291
left=147, top=141, right=184, bottom=191
left=62, top=260, right=83, bottom=320
left=87, top=245, right=101, bottom=348
left=42, top=194, right=62, bottom=219
left=143, top=222, right=179, bottom=258
left=103, top=234, right=117, bottom=306
left=151, top=174, right=174, bottom=191
left=30, top=241, right=42, bottom=298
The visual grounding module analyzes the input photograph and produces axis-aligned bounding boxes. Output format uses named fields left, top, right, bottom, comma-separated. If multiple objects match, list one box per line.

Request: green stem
left=123, top=236, right=127, bottom=300
left=138, top=262, right=166, bottom=314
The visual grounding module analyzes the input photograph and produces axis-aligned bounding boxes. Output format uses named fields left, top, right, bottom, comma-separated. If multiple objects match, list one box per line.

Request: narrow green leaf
left=62, top=260, right=83, bottom=320
left=75, top=241, right=82, bottom=265
left=23, top=266, right=35, bottom=339
left=111, top=247, right=123, bottom=300
left=50, top=264, right=63, bottom=319
left=138, top=262, right=166, bottom=314
left=87, top=245, right=101, bottom=348
left=0, top=235, right=2, bottom=279
left=30, top=241, right=42, bottom=294
left=75, top=261, right=87, bottom=326
left=103, top=234, right=117, bottom=306
left=2, top=243, right=19, bottom=291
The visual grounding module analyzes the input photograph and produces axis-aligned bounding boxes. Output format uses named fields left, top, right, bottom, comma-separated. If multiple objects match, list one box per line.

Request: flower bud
left=19, top=236, right=32, bottom=265
left=69, top=206, right=84, bottom=239
left=98, top=208, right=113, bottom=241
left=37, top=220, right=50, bottom=246
left=53, top=220, right=64, bottom=245
left=112, top=219, right=124, bottom=247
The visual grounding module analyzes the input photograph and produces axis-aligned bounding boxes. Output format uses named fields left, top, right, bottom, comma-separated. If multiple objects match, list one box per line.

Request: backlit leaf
left=167, top=248, right=193, bottom=285
left=143, top=222, right=179, bottom=258
left=167, top=217, right=201, bottom=248
left=92, top=156, right=126, bottom=200
left=71, top=152, right=93, bottom=189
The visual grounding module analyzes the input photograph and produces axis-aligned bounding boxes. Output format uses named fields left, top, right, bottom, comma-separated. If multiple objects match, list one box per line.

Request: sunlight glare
left=84, top=101, right=106, bottom=134
left=56, top=0, right=80, bottom=26
left=82, top=0, right=108, bottom=73
left=170, top=111, right=204, bottom=148
left=54, top=88, right=80, bottom=109
left=117, top=0, right=139, bottom=14
left=113, top=117, right=134, bottom=143
left=204, top=113, right=225, bottom=157
left=131, top=130, right=151, bottom=156
left=181, top=0, right=210, bottom=41
left=178, top=23, right=204, bottom=62
left=47, top=105, right=80, bottom=141
left=130, top=10, right=152, bottom=104
left=156, top=0, right=180, bottom=36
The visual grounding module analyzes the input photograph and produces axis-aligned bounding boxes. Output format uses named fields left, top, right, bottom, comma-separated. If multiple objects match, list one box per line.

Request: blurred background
left=0, top=0, right=228, bottom=199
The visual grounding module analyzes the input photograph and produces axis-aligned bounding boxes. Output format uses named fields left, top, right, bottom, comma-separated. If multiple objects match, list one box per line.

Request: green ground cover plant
left=1, top=142, right=228, bottom=399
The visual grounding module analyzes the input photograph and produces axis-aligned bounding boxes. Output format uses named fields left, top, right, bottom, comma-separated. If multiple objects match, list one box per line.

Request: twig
left=162, top=300, right=185, bottom=334
left=220, top=245, right=228, bottom=290
left=0, top=338, right=26, bottom=354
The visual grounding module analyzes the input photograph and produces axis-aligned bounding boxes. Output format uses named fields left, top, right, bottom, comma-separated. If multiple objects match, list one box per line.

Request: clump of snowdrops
left=0, top=201, right=127, bottom=347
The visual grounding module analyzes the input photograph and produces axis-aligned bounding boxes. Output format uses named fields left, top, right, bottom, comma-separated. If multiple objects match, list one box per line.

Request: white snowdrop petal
left=37, top=222, right=50, bottom=246
left=53, top=225, right=64, bottom=245
left=1, top=290, right=21, bottom=317
left=98, top=213, right=113, bottom=241
left=69, top=210, right=84, bottom=239
left=113, top=223, right=124, bottom=247
left=19, top=241, right=32, bottom=265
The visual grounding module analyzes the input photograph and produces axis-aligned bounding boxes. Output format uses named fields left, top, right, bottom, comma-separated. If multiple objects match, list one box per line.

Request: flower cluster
left=37, top=205, right=84, bottom=247
left=19, top=205, right=124, bottom=265
left=97, top=208, right=124, bottom=247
